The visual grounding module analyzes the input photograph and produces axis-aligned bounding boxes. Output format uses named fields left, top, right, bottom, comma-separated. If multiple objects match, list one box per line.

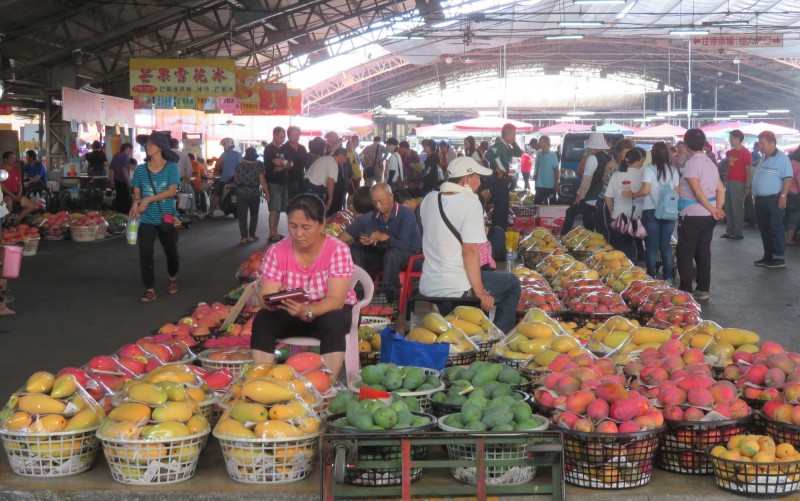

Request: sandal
left=268, top=235, right=281, bottom=243
left=140, top=289, right=156, bottom=302
left=167, top=278, right=179, bottom=295
left=241, top=238, right=249, bottom=244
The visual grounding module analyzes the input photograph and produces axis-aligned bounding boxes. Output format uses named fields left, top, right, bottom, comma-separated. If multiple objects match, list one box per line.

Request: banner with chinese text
left=235, top=68, right=260, bottom=115
left=259, top=82, right=288, bottom=115
left=129, top=59, right=236, bottom=97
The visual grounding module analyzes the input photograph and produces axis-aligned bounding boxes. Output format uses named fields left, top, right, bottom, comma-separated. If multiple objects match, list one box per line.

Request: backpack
left=651, top=167, right=679, bottom=220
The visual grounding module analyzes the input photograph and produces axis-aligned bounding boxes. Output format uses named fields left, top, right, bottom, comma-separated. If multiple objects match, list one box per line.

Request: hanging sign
left=259, top=82, right=287, bottom=115
left=692, top=33, right=783, bottom=48
left=175, top=97, right=196, bottom=110
left=130, top=58, right=236, bottom=97
left=235, top=68, right=260, bottom=116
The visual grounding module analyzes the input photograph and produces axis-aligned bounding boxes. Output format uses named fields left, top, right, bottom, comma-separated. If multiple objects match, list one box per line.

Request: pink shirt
left=679, top=152, right=720, bottom=217
left=790, top=159, right=800, bottom=194
left=260, top=236, right=357, bottom=306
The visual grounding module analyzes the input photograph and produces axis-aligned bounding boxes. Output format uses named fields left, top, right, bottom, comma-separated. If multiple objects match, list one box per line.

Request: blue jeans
left=755, top=195, right=786, bottom=260
left=481, top=270, right=521, bottom=333
left=642, top=209, right=676, bottom=280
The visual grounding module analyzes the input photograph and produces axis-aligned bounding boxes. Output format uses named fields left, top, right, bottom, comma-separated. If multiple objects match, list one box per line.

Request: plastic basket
left=529, top=400, right=556, bottom=420
left=745, top=398, right=766, bottom=434
left=521, top=249, right=553, bottom=268
left=571, top=249, right=596, bottom=263
left=349, top=368, right=443, bottom=414
left=474, top=339, right=499, bottom=362
left=520, top=366, right=550, bottom=389
left=763, top=415, right=800, bottom=449
left=358, top=283, right=400, bottom=322
left=98, top=431, right=208, bottom=485
left=438, top=413, right=548, bottom=485
left=323, top=412, right=437, bottom=486
left=428, top=390, right=530, bottom=419
left=359, top=315, right=392, bottom=330
left=21, top=237, right=40, bottom=257
left=215, top=431, right=320, bottom=484
left=709, top=447, right=800, bottom=496
left=0, top=427, right=101, bottom=477
left=489, top=353, right=529, bottom=370
left=359, top=351, right=381, bottom=367
left=40, top=226, right=68, bottom=241
left=510, top=203, right=537, bottom=218
left=563, top=311, right=627, bottom=329
left=70, top=225, right=97, bottom=243
left=93, top=224, right=108, bottom=240
left=658, top=415, right=751, bottom=474
left=197, top=349, right=253, bottom=378
left=447, top=350, right=478, bottom=368
left=562, top=427, right=663, bottom=489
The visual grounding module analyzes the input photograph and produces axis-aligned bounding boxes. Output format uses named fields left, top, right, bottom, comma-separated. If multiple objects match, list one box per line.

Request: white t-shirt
left=581, top=155, right=599, bottom=206
left=385, top=151, right=403, bottom=180
left=419, top=191, right=487, bottom=296
left=605, top=168, right=645, bottom=219
left=305, top=156, right=338, bottom=187
left=641, top=164, right=680, bottom=211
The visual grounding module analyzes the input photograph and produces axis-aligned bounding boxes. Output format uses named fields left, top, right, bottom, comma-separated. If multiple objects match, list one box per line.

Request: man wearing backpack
left=561, top=132, right=612, bottom=235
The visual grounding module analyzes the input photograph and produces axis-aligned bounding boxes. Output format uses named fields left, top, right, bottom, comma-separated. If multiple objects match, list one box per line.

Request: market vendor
left=251, top=194, right=357, bottom=376
left=23, top=150, right=48, bottom=185
left=1, top=151, right=36, bottom=223
left=419, top=157, right=521, bottom=333
left=339, top=183, right=421, bottom=286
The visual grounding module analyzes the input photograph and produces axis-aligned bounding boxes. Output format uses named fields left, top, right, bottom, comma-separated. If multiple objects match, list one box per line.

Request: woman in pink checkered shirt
left=251, top=194, right=357, bottom=376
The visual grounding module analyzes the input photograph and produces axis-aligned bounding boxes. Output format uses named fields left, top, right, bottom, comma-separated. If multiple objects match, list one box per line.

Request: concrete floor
left=0, top=211, right=798, bottom=499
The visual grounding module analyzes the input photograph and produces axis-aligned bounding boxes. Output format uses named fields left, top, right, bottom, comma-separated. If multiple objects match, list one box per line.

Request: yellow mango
left=298, top=416, right=321, bottom=435
left=265, top=365, right=296, bottom=381
left=151, top=401, right=195, bottom=423
left=28, top=440, right=83, bottom=458
left=253, top=420, right=303, bottom=439
left=241, top=379, right=297, bottom=405
left=186, top=414, right=210, bottom=435
left=229, top=402, right=269, bottom=422
left=449, top=318, right=484, bottom=337
left=50, top=374, right=78, bottom=399
left=128, top=383, right=169, bottom=406
left=422, top=313, right=449, bottom=334
left=533, top=349, right=559, bottom=367
left=630, top=327, right=671, bottom=345
left=436, top=329, right=467, bottom=345
left=173, top=443, right=201, bottom=462
left=689, top=333, right=713, bottom=350
left=268, top=401, right=308, bottom=421
left=604, top=330, right=632, bottom=349
left=30, top=414, right=67, bottom=433
left=185, top=386, right=207, bottom=403
left=453, top=306, right=487, bottom=325
left=245, top=363, right=273, bottom=379
left=4, top=411, right=32, bottom=431
left=737, top=343, right=759, bottom=353
left=146, top=371, right=196, bottom=385
left=517, top=338, right=552, bottom=355
left=227, top=446, right=259, bottom=465
left=64, top=408, right=100, bottom=431
left=157, top=381, right=187, bottom=402
left=99, top=421, right=141, bottom=440
left=551, top=336, right=581, bottom=354
left=215, top=418, right=256, bottom=438
left=108, top=402, right=152, bottom=423
left=140, top=421, right=191, bottom=439
left=25, top=371, right=55, bottom=394
left=17, top=394, right=67, bottom=415
left=516, top=322, right=555, bottom=340
left=714, top=328, right=760, bottom=347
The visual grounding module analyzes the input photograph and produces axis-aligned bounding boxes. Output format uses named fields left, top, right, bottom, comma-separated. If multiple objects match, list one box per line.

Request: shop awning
left=595, top=123, right=637, bottom=134
left=538, top=122, right=592, bottom=134
left=632, top=123, right=687, bottom=137
left=737, top=121, right=799, bottom=136
left=450, top=117, right=534, bottom=132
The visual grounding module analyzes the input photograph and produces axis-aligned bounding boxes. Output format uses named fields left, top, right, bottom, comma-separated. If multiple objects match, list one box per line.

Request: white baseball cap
left=447, top=157, right=493, bottom=178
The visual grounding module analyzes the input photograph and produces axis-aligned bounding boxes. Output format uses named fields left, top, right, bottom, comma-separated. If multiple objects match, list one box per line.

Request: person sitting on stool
left=250, top=194, right=357, bottom=377
left=339, top=183, right=421, bottom=286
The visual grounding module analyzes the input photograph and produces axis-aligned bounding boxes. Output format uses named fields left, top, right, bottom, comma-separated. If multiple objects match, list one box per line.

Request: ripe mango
left=453, top=306, right=487, bottom=326
left=146, top=371, right=196, bottom=385
left=185, top=386, right=207, bottom=403
left=268, top=401, right=307, bottom=421
left=406, top=328, right=437, bottom=344
left=689, top=333, right=713, bottom=350
left=64, top=408, right=100, bottom=431
left=630, top=327, right=670, bottom=345
left=254, top=420, right=302, bottom=439
left=4, top=411, right=32, bottom=431
left=157, top=381, right=187, bottom=402
left=422, top=313, right=449, bottom=334
left=128, top=383, right=169, bottom=406
left=174, top=443, right=201, bottom=462
left=215, top=418, right=256, bottom=438
left=152, top=401, right=194, bottom=423
left=449, top=318, right=484, bottom=337
left=25, top=371, right=55, bottom=394
left=108, top=402, right=152, bottom=423
left=516, top=322, right=555, bottom=340
left=28, top=440, right=83, bottom=458
left=100, top=421, right=141, bottom=440
left=517, top=338, right=551, bottom=355
left=50, top=374, right=78, bottom=399
left=229, top=402, right=269, bottom=422
left=140, top=421, right=191, bottom=439
left=30, top=414, right=67, bottom=433
left=551, top=336, right=581, bottom=353
left=17, top=394, right=67, bottom=415
left=109, top=443, right=168, bottom=463
left=241, top=379, right=297, bottom=405
left=604, top=330, right=632, bottom=349
left=186, top=414, right=210, bottom=434
left=298, top=416, right=321, bottom=435
left=533, top=349, right=559, bottom=367
left=715, top=328, right=760, bottom=347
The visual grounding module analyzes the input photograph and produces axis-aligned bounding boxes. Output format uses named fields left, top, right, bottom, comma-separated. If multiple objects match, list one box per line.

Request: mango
left=4, top=411, right=32, bottom=431
left=533, top=349, right=559, bottom=367
left=215, top=418, right=256, bottom=438
left=516, top=322, right=555, bottom=339
left=715, top=328, right=760, bottom=347
left=453, top=305, right=488, bottom=325
left=146, top=371, right=196, bottom=385
left=110, top=443, right=168, bottom=463
left=449, top=318, right=483, bottom=337
left=254, top=420, right=303, bottom=439
left=152, top=401, right=195, bottom=422
left=229, top=402, right=269, bottom=422
left=30, top=414, right=67, bottom=433
left=631, top=327, right=670, bottom=345
left=517, top=338, right=551, bottom=355
left=157, top=381, right=187, bottom=402
left=406, top=328, right=438, bottom=344
left=298, top=416, right=321, bottom=435
left=64, top=408, right=100, bottom=431
left=241, top=379, right=296, bottom=405
left=551, top=336, right=581, bottom=353
left=108, top=402, right=152, bottom=423
left=28, top=440, right=83, bottom=458
left=128, top=383, right=169, bottom=406
left=50, top=374, right=78, bottom=399
left=689, top=333, right=713, bottom=350
left=174, top=443, right=201, bottom=462
left=185, top=386, right=207, bottom=403
left=422, top=313, right=449, bottom=334
left=140, top=421, right=191, bottom=439
left=17, top=394, right=67, bottom=415
left=186, top=414, right=210, bottom=434
left=268, top=401, right=308, bottom=421
left=100, top=421, right=141, bottom=439
left=25, top=371, right=55, bottom=394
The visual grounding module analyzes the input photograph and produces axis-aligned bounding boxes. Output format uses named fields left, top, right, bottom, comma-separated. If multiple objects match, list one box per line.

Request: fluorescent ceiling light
left=387, top=35, right=425, bottom=40
left=569, top=111, right=595, bottom=115
left=703, top=20, right=750, bottom=26
left=633, top=118, right=650, bottom=122
left=670, top=29, right=709, bottom=36
left=384, top=109, right=407, bottom=115
left=747, top=112, right=768, bottom=116
left=729, top=114, right=748, bottom=118
left=767, top=109, right=790, bottom=113
left=574, top=0, right=625, bottom=4
left=560, top=116, right=579, bottom=121
left=558, top=21, right=604, bottom=27
left=545, top=34, right=584, bottom=40
left=263, top=22, right=279, bottom=31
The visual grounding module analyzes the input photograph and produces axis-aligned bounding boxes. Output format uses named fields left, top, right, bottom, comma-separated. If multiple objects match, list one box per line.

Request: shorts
left=268, top=183, right=288, bottom=212
left=214, top=179, right=230, bottom=198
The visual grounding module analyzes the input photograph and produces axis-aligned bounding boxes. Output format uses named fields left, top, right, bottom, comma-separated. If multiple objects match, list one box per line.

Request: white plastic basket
left=0, top=427, right=101, bottom=477
left=359, top=315, right=392, bottom=329
left=93, top=224, right=108, bottom=240
left=98, top=431, right=209, bottom=485
left=70, top=225, right=97, bottom=243
left=439, top=415, right=548, bottom=485
left=21, top=237, right=40, bottom=257
left=214, top=431, right=320, bottom=484
left=348, top=367, right=443, bottom=414
left=197, top=349, right=253, bottom=378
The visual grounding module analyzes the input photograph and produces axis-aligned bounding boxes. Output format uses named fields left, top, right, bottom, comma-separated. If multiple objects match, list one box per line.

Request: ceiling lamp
left=558, top=21, right=604, bottom=27
left=703, top=20, right=750, bottom=26
left=670, top=28, right=709, bottom=36
left=574, top=0, right=625, bottom=4
left=545, top=34, right=585, bottom=40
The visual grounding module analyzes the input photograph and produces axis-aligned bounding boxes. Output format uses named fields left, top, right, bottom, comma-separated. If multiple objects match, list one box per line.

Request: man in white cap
left=561, top=131, right=612, bottom=235
left=419, top=157, right=521, bottom=333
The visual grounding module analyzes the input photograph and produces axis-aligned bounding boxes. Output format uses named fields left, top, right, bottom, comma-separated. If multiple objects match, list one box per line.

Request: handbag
left=786, top=193, right=800, bottom=213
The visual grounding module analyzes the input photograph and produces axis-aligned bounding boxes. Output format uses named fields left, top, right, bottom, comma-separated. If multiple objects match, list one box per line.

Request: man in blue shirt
left=751, top=131, right=794, bottom=268
left=23, top=150, right=48, bottom=184
left=208, top=137, right=242, bottom=217
left=340, top=183, right=421, bottom=285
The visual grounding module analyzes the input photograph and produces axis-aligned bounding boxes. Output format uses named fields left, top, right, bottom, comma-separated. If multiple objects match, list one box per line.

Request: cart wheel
left=334, top=444, right=347, bottom=484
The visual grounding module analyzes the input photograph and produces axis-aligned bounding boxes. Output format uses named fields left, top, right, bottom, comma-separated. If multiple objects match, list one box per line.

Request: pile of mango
left=328, top=397, right=431, bottom=431
left=220, top=363, right=324, bottom=412
left=406, top=312, right=480, bottom=354
left=438, top=389, right=546, bottom=432
left=431, top=378, right=526, bottom=408
left=327, top=390, right=421, bottom=415
left=605, top=267, right=650, bottom=293
left=520, top=228, right=564, bottom=254
left=585, top=316, right=672, bottom=365
left=444, top=361, right=529, bottom=388
left=678, top=321, right=761, bottom=368
left=357, top=324, right=383, bottom=353
left=710, top=434, right=800, bottom=492
left=536, top=253, right=578, bottom=280
left=587, top=250, right=633, bottom=279
left=491, top=309, right=585, bottom=363
left=355, top=364, right=442, bottom=394
left=562, top=226, right=611, bottom=252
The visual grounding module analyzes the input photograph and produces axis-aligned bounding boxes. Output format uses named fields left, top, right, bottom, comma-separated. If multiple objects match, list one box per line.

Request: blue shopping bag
left=379, top=327, right=449, bottom=371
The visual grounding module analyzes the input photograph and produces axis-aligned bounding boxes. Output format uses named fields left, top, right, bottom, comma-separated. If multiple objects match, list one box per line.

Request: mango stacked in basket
left=678, top=321, right=762, bottom=376
left=328, top=395, right=431, bottom=431
left=585, top=316, right=670, bottom=365
left=219, top=360, right=327, bottom=412
left=711, top=434, right=800, bottom=484
left=492, top=309, right=587, bottom=363
left=561, top=226, right=611, bottom=252
left=406, top=311, right=481, bottom=354
left=520, top=227, right=564, bottom=254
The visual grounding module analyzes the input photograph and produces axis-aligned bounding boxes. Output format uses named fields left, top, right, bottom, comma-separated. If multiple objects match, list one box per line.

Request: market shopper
left=751, top=130, right=794, bottom=269
left=398, top=140, right=422, bottom=188
left=484, top=124, right=523, bottom=230
left=605, top=148, right=645, bottom=260
left=384, top=138, right=404, bottom=188
left=359, top=136, right=386, bottom=186
left=561, top=132, right=612, bottom=235
left=533, top=135, right=559, bottom=204
left=169, top=138, right=193, bottom=190
left=418, top=139, right=440, bottom=196
left=340, top=183, right=421, bottom=286
left=786, top=148, right=800, bottom=245
left=304, top=147, right=345, bottom=210
left=419, top=157, right=521, bottom=333
left=250, top=194, right=357, bottom=376
left=720, top=129, right=751, bottom=240
left=676, top=129, right=725, bottom=301
left=207, top=137, right=242, bottom=217
left=438, top=140, right=457, bottom=178
left=85, top=141, right=108, bottom=189
left=281, top=126, right=309, bottom=201
left=23, top=150, right=48, bottom=185
left=264, top=126, right=289, bottom=242
left=109, top=143, right=133, bottom=214
left=520, top=149, right=532, bottom=192
left=235, top=147, right=269, bottom=243
left=464, top=136, right=483, bottom=165
left=130, top=133, right=181, bottom=303
left=1, top=151, right=36, bottom=223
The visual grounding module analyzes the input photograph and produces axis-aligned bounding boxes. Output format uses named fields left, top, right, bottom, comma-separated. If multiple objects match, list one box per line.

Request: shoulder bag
left=146, top=166, right=177, bottom=234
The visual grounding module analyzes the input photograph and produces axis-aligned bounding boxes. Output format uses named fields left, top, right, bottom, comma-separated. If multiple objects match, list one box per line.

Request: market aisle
left=0, top=208, right=283, bottom=404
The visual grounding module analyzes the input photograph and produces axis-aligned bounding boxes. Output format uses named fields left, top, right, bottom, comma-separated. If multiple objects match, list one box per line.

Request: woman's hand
left=129, top=202, right=140, bottom=218
left=476, top=290, right=494, bottom=311
left=137, top=199, right=150, bottom=214
left=278, top=299, right=308, bottom=317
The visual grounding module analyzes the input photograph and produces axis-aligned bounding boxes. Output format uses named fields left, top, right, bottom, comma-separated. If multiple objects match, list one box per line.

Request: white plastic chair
left=276, top=265, right=374, bottom=386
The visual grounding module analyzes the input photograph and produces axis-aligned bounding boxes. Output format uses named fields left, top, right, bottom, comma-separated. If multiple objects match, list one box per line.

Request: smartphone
left=262, top=288, right=308, bottom=305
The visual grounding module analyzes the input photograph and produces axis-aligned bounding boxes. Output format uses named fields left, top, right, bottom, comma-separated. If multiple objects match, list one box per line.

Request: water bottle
left=506, top=250, right=516, bottom=272
left=126, top=216, right=139, bottom=246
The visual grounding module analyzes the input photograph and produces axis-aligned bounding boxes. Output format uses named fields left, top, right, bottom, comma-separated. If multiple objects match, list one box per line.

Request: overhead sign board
left=129, top=59, right=236, bottom=97
left=692, top=33, right=783, bottom=48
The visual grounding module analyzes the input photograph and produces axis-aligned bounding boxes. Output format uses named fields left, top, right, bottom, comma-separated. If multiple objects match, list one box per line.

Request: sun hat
left=244, top=147, right=259, bottom=161
left=584, top=132, right=609, bottom=150
left=447, top=156, right=492, bottom=178
left=147, top=133, right=179, bottom=163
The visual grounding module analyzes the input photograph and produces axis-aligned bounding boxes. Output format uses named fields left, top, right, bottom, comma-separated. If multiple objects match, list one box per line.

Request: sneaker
left=693, top=290, right=710, bottom=301
left=765, top=259, right=786, bottom=268
left=720, top=233, right=731, bottom=239
left=754, top=257, right=770, bottom=267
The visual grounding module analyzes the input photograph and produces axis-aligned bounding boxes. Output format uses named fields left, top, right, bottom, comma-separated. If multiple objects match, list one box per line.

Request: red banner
left=259, top=82, right=287, bottom=115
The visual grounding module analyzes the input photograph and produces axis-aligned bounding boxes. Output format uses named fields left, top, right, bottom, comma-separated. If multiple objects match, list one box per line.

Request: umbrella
left=538, top=122, right=592, bottom=134
left=451, top=117, right=534, bottom=132
left=595, top=123, right=636, bottom=134
left=311, top=112, right=374, bottom=130
left=632, top=123, right=687, bottom=137
left=700, top=121, right=746, bottom=133
left=738, top=122, right=799, bottom=137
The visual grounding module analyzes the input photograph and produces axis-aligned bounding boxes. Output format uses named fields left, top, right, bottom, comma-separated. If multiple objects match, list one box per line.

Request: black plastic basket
left=570, top=249, right=597, bottom=263
left=356, top=283, right=400, bottom=322
left=510, top=203, right=537, bottom=218
left=489, top=353, right=529, bottom=370
left=322, top=412, right=437, bottom=486
left=763, top=414, right=800, bottom=449
left=359, top=351, right=381, bottom=367
left=708, top=447, right=800, bottom=497
left=563, top=427, right=663, bottom=489
left=474, top=339, right=499, bottom=362
left=562, top=311, right=628, bottom=328
left=529, top=400, right=556, bottom=420
left=658, top=415, right=751, bottom=474
left=520, top=366, right=550, bottom=389
left=521, top=249, right=555, bottom=268
left=744, top=398, right=766, bottom=434
left=446, top=351, right=477, bottom=367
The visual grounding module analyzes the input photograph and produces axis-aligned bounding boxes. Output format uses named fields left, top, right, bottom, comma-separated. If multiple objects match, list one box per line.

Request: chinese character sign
left=259, top=82, right=288, bottom=115
left=130, top=59, right=236, bottom=97
left=235, top=68, right=260, bottom=116
left=691, top=33, right=783, bottom=48
left=286, top=88, right=302, bottom=116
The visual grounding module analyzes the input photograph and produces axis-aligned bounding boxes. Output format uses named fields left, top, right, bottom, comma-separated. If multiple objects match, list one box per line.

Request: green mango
left=460, top=402, right=483, bottom=424
left=516, top=418, right=546, bottom=431
left=361, top=365, right=385, bottom=386
left=347, top=409, right=374, bottom=430
left=466, top=421, right=487, bottom=431
left=328, top=392, right=358, bottom=415
left=445, top=416, right=465, bottom=429
left=491, top=383, right=513, bottom=398
left=431, top=392, right=447, bottom=403
left=415, top=383, right=435, bottom=392
left=383, top=372, right=403, bottom=391
left=457, top=369, right=475, bottom=382
left=411, top=415, right=430, bottom=427
left=396, top=410, right=413, bottom=426
left=513, top=402, right=533, bottom=423
left=445, top=366, right=464, bottom=381
left=499, top=367, right=525, bottom=385
left=492, top=424, right=515, bottom=432
left=467, top=388, right=488, bottom=401
left=482, top=405, right=513, bottom=429
left=445, top=394, right=467, bottom=406
left=390, top=400, right=409, bottom=413
left=373, top=407, right=398, bottom=429
left=489, top=396, right=518, bottom=408
left=424, top=375, right=441, bottom=387
left=402, top=396, right=420, bottom=412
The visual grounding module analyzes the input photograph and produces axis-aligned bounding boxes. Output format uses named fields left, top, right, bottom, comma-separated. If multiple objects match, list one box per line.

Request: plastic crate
left=0, top=427, right=101, bottom=477
left=358, top=283, right=400, bottom=322
left=215, top=431, right=320, bottom=484
left=446, top=350, right=477, bottom=368
left=658, top=415, right=751, bottom=474
left=474, top=339, right=499, bottom=362
left=40, top=226, right=68, bottom=241
left=22, top=237, right=40, bottom=257
left=197, top=348, right=252, bottom=378
left=510, top=203, right=538, bottom=217
left=70, top=225, right=97, bottom=243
